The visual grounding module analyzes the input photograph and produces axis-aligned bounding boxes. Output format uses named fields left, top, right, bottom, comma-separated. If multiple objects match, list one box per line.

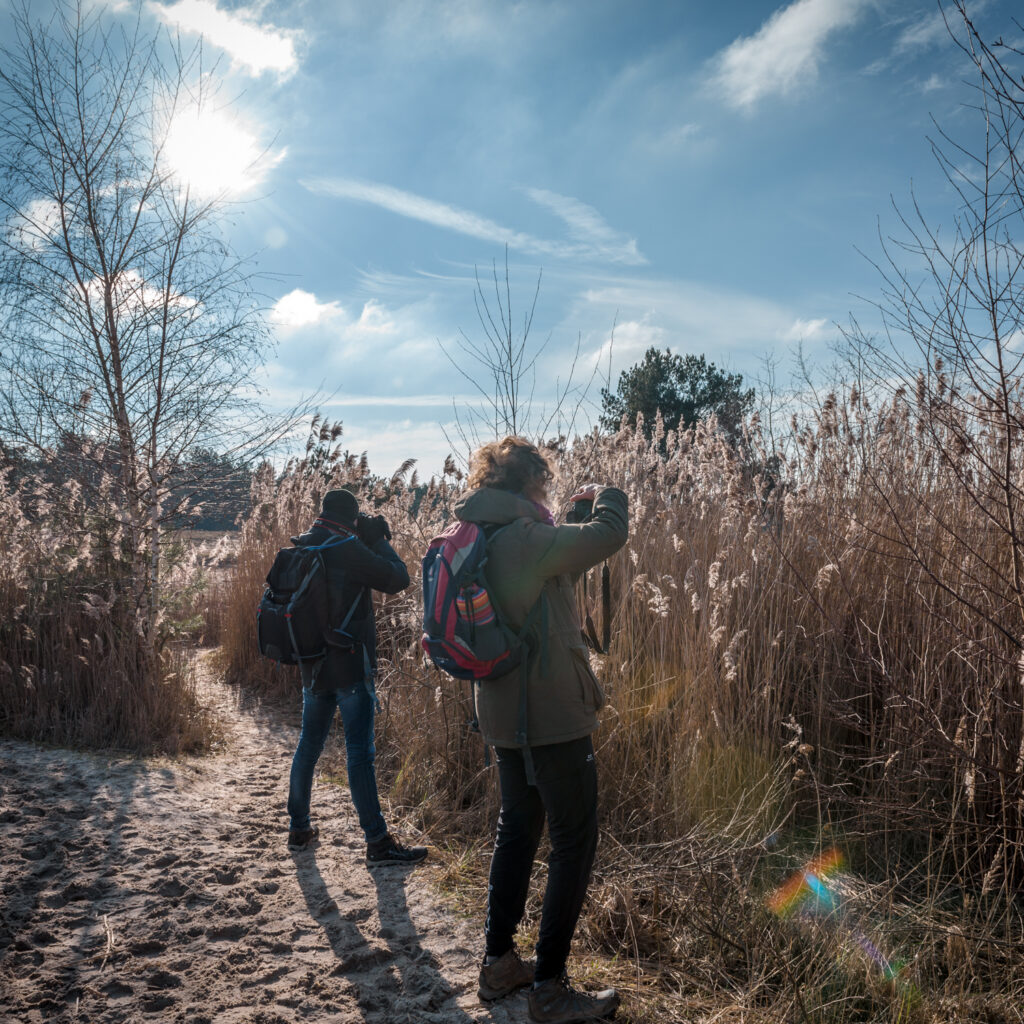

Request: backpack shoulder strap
left=307, top=534, right=355, bottom=553
left=335, top=586, right=365, bottom=633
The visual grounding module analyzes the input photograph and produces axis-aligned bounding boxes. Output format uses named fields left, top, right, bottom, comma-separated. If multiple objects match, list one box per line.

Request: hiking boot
left=528, top=975, right=620, bottom=1023
left=365, top=833, right=428, bottom=867
left=478, top=948, right=534, bottom=1001
left=287, top=825, right=319, bottom=849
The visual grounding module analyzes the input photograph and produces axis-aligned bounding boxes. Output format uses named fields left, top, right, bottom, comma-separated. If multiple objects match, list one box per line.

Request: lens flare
left=767, top=846, right=844, bottom=917
left=767, top=847, right=917, bottom=1000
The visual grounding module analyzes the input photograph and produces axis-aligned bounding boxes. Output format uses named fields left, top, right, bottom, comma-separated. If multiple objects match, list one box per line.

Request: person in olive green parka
left=454, top=480, right=628, bottom=749
left=462, top=437, right=628, bottom=1024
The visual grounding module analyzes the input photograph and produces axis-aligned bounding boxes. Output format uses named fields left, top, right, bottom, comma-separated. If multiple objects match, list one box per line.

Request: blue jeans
left=287, top=683, right=388, bottom=842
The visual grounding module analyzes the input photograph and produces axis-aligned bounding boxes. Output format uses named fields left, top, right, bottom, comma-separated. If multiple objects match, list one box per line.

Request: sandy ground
left=0, top=660, right=532, bottom=1024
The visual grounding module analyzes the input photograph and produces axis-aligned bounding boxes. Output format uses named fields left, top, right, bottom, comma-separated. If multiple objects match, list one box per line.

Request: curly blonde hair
left=467, top=436, right=554, bottom=497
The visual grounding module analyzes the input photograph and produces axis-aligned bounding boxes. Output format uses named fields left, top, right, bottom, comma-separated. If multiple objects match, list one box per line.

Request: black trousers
left=484, top=735, right=598, bottom=983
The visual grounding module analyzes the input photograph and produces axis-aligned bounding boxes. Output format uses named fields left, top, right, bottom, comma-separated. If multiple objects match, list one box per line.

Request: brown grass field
left=4, top=403, right=1024, bottom=1022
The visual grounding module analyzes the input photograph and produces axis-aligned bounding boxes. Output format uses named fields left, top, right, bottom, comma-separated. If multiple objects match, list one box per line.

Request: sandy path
left=0, top=660, right=531, bottom=1023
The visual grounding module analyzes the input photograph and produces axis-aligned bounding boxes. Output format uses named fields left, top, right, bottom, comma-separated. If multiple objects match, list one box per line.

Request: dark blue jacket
left=291, top=523, right=409, bottom=692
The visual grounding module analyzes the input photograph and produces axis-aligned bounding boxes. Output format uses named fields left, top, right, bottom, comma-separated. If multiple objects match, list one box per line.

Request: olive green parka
left=453, top=485, right=629, bottom=748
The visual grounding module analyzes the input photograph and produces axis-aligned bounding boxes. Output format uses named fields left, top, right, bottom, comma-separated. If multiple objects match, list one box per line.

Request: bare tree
left=845, top=2, right=1024, bottom=641
left=441, top=246, right=600, bottom=453
left=0, top=1, right=292, bottom=644
left=840, top=1, right=1024, bottom=880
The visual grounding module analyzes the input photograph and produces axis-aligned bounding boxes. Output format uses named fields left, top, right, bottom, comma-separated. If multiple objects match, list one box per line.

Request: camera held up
left=356, top=513, right=392, bottom=546
left=565, top=498, right=594, bottom=524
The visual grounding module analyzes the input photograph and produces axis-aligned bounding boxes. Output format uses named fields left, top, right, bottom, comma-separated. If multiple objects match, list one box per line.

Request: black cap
left=320, top=487, right=359, bottom=527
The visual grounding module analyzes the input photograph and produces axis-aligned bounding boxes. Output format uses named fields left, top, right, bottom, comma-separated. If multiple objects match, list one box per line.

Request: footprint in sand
left=206, top=922, right=248, bottom=941
left=102, top=980, right=133, bottom=1000
left=128, top=939, right=167, bottom=957
left=142, top=992, right=177, bottom=1013
left=146, top=968, right=183, bottom=989
left=0, top=663, right=522, bottom=1024
left=156, top=876, right=188, bottom=898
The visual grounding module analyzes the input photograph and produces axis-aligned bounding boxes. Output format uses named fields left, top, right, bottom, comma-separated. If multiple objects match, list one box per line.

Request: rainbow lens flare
left=767, top=846, right=917, bottom=1001
left=767, top=846, right=844, bottom=917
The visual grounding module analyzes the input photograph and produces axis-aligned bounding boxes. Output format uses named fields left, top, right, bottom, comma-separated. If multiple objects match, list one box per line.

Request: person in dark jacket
left=286, top=487, right=427, bottom=867
left=461, top=438, right=628, bottom=1024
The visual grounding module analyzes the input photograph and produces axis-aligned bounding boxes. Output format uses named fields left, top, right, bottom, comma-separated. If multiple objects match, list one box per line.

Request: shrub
left=0, top=460, right=214, bottom=753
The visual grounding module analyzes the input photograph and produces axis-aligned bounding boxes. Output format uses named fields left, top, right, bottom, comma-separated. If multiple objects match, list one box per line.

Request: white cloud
left=351, top=300, right=398, bottom=336
left=590, top=318, right=668, bottom=375
left=783, top=317, right=830, bottom=341
left=562, top=274, right=842, bottom=395
left=270, top=289, right=343, bottom=329
left=8, top=198, right=63, bottom=251
left=711, top=0, right=871, bottom=111
left=264, top=226, right=288, bottom=249
left=645, top=121, right=704, bottom=156
left=81, top=269, right=198, bottom=319
left=579, top=277, right=794, bottom=350
left=1004, top=329, right=1024, bottom=353
left=352, top=0, right=572, bottom=70
left=149, top=0, right=301, bottom=77
left=301, top=177, right=647, bottom=265
left=333, top=416, right=461, bottom=478
left=894, top=10, right=953, bottom=55
left=270, top=293, right=407, bottom=351
left=524, top=188, right=643, bottom=263
left=320, top=394, right=478, bottom=408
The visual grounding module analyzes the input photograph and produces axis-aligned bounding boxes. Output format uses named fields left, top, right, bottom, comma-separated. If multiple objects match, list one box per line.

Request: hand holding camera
left=566, top=483, right=602, bottom=524
left=357, top=513, right=392, bottom=547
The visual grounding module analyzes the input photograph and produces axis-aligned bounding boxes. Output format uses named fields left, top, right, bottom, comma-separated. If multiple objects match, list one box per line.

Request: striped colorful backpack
left=421, top=521, right=534, bottom=680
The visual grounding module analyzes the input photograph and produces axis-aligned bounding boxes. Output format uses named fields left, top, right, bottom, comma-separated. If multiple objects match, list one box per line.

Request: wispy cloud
left=644, top=121, right=705, bottom=157
left=783, top=316, right=830, bottom=342
left=573, top=275, right=838, bottom=373
left=301, top=177, right=646, bottom=265
left=524, top=188, right=643, bottom=263
left=893, top=9, right=955, bottom=55
left=149, top=0, right=301, bottom=77
left=711, top=0, right=871, bottom=111
left=321, top=394, right=479, bottom=408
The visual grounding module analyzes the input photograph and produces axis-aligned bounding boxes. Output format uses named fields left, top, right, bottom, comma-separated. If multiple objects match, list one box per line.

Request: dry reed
left=0, top=459, right=214, bottom=754
left=216, top=404, right=1024, bottom=1020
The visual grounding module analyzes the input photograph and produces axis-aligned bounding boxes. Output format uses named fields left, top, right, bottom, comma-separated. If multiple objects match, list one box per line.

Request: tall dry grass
left=0, top=461, right=214, bottom=754
left=218, top=403, right=1024, bottom=1020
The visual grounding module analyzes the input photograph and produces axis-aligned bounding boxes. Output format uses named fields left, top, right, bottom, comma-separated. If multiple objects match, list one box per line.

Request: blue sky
left=14, top=0, right=1018, bottom=475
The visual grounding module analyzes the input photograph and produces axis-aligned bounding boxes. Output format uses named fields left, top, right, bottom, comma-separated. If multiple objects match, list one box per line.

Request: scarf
left=528, top=499, right=555, bottom=526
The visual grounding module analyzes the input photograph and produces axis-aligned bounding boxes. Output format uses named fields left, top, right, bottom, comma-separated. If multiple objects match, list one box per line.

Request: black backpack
left=257, top=535, right=363, bottom=664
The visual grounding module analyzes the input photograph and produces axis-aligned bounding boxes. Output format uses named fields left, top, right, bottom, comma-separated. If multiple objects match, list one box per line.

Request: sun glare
left=163, top=107, right=272, bottom=197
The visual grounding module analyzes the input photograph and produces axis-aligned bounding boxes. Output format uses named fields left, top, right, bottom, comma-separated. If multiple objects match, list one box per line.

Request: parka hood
left=454, top=487, right=544, bottom=526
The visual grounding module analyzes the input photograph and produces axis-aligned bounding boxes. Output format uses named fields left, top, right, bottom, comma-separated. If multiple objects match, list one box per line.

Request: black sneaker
left=287, top=825, right=320, bottom=849
left=365, top=833, right=428, bottom=866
